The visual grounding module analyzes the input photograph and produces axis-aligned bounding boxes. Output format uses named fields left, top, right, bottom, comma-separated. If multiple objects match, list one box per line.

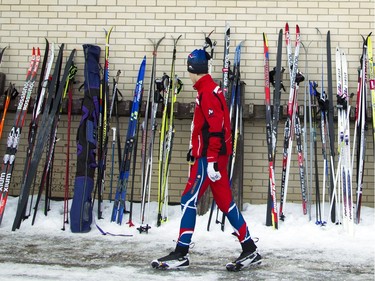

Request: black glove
left=186, top=149, right=195, bottom=164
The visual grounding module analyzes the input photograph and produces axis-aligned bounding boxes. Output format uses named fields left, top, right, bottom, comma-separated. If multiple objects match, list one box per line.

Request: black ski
left=12, top=47, right=76, bottom=231
left=32, top=60, right=77, bottom=225
left=266, top=29, right=283, bottom=227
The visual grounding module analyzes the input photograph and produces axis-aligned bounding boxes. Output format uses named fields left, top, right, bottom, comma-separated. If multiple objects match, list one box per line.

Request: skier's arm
left=200, top=92, right=225, bottom=163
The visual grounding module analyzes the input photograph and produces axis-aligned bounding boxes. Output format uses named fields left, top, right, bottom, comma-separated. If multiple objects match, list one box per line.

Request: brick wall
left=0, top=1, right=374, bottom=208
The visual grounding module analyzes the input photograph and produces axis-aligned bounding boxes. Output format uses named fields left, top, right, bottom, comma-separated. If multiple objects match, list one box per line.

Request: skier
left=151, top=48, right=262, bottom=271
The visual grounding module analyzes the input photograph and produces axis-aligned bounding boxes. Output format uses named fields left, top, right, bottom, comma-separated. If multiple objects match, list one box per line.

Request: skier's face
left=189, top=72, right=197, bottom=83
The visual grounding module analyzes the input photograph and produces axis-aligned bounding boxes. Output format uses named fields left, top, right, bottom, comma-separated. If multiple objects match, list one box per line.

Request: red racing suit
left=176, top=74, right=252, bottom=251
left=190, top=74, right=232, bottom=163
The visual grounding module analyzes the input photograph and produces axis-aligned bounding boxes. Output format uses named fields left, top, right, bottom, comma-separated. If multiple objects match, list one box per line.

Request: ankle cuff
left=241, top=239, right=257, bottom=253
left=175, top=244, right=189, bottom=256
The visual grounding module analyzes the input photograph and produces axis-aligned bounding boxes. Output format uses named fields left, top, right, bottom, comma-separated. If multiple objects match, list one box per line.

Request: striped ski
left=0, top=47, right=41, bottom=225
left=279, top=23, right=301, bottom=221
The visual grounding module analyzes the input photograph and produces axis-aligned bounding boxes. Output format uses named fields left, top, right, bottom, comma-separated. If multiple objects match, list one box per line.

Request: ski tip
left=315, top=27, right=322, bottom=36
left=156, top=36, right=165, bottom=47
left=296, top=25, right=300, bottom=33
left=106, top=26, right=114, bottom=35
left=263, top=33, right=268, bottom=46
left=366, top=32, right=372, bottom=44
left=173, top=34, right=182, bottom=42
left=285, top=22, right=289, bottom=30
left=70, top=48, right=77, bottom=57
left=224, top=23, right=230, bottom=36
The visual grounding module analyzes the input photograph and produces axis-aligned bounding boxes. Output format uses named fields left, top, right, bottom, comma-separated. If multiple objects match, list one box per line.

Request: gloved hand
left=186, top=149, right=195, bottom=164
left=207, top=162, right=221, bottom=182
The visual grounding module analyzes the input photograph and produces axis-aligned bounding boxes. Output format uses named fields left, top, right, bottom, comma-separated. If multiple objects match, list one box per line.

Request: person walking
left=151, top=48, right=261, bottom=271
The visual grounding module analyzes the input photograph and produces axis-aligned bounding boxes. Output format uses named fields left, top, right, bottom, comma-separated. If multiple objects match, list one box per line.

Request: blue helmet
left=187, top=49, right=210, bottom=74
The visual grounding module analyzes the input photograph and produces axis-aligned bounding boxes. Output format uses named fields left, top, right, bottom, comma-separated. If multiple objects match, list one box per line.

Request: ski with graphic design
left=326, top=31, right=336, bottom=224
left=279, top=23, right=301, bottom=221
left=228, top=42, right=242, bottom=184
left=111, top=56, right=146, bottom=225
left=157, top=35, right=182, bottom=227
left=266, top=29, right=284, bottom=227
left=12, top=47, right=75, bottom=230
left=0, top=47, right=41, bottom=225
left=32, top=60, right=77, bottom=225
left=336, top=46, right=353, bottom=233
left=12, top=47, right=76, bottom=231
left=309, top=81, right=322, bottom=224
left=354, top=34, right=370, bottom=224
left=129, top=37, right=164, bottom=228
left=367, top=35, right=374, bottom=155
left=204, top=30, right=224, bottom=230
left=207, top=25, right=228, bottom=231
left=96, top=27, right=113, bottom=220
left=315, top=82, right=329, bottom=226
left=218, top=41, right=243, bottom=231
left=312, top=36, right=329, bottom=226
left=293, top=73, right=307, bottom=217
left=21, top=40, right=54, bottom=219
left=222, top=23, right=231, bottom=103
left=263, top=32, right=278, bottom=229
left=138, top=36, right=165, bottom=233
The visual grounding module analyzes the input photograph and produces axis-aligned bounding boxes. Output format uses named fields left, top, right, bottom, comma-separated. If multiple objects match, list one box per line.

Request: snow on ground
left=0, top=196, right=374, bottom=281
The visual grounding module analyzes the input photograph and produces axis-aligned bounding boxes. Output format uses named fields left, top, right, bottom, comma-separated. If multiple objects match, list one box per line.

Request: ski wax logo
left=188, top=53, right=197, bottom=72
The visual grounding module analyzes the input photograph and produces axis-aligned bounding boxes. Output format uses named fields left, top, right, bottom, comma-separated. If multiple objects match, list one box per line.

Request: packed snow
left=0, top=196, right=374, bottom=281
